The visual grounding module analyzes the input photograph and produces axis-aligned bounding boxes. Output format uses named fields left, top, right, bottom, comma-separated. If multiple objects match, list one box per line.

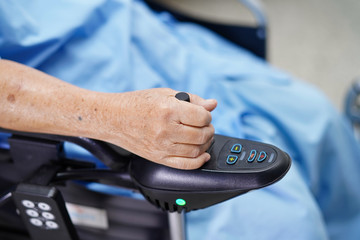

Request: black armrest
left=0, top=128, right=131, bottom=170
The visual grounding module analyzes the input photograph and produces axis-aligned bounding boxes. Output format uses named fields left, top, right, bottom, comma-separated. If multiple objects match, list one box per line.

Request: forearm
left=0, top=59, right=109, bottom=139
left=0, top=59, right=217, bottom=169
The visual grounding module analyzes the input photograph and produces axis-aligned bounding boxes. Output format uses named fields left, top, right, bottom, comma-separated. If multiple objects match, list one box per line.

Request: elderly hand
left=100, top=88, right=217, bottom=170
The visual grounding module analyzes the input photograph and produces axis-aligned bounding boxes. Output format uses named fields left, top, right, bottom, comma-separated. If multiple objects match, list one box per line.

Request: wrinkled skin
left=0, top=60, right=217, bottom=169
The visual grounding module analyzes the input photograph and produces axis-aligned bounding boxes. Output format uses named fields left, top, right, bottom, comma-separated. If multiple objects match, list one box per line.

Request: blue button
left=226, top=155, right=238, bottom=165
left=231, top=144, right=242, bottom=153
left=257, top=151, right=267, bottom=162
left=248, top=150, right=257, bottom=162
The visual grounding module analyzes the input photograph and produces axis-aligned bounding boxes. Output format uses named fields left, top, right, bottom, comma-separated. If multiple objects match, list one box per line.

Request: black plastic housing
left=130, top=134, right=291, bottom=213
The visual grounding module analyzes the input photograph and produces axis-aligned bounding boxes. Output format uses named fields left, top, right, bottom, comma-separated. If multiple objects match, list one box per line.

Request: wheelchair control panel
left=209, top=137, right=279, bottom=170
left=13, top=184, right=79, bottom=240
left=129, top=93, right=291, bottom=212
left=130, top=134, right=291, bottom=213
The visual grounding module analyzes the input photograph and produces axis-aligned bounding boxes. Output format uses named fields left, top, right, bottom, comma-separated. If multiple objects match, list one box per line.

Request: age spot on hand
left=7, top=94, right=15, bottom=103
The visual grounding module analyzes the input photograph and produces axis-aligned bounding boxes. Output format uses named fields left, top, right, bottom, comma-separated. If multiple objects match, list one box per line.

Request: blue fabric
left=1, top=0, right=360, bottom=239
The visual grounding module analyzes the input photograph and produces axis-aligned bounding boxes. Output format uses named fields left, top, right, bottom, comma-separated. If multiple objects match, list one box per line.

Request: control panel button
left=22, top=200, right=35, bottom=208
left=30, top=218, right=43, bottom=227
left=226, top=155, right=238, bottom=165
left=38, top=202, right=51, bottom=211
left=42, top=212, right=55, bottom=220
left=258, top=151, right=267, bottom=162
left=26, top=209, right=39, bottom=218
left=45, top=221, right=59, bottom=229
left=248, top=150, right=257, bottom=162
left=230, top=144, right=242, bottom=153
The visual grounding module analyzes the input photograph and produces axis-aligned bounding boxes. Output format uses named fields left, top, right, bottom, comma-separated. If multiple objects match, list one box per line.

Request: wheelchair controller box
left=130, top=93, right=292, bottom=213
left=13, top=184, right=79, bottom=240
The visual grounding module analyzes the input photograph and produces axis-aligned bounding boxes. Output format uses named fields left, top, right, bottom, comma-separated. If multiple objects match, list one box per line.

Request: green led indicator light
left=176, top=198, right=186, bottom=206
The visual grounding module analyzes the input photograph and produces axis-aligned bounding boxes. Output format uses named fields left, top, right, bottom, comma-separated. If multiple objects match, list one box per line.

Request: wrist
left=83, top=92, right=128, bottom=145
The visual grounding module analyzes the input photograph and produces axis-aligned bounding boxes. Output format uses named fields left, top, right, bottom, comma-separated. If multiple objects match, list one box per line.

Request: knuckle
left=159, top=104, right=177, bottom=124
left=158, top=102, right=171, bottom=117
left=208, top=125, right=215, bottom=138
left=206, top=112, right=212, bottom=124
left=209, top=124, right=215, bottom=133
left=197, top=128, right=213, bottom=145
left=199, top=109, right=211, bottom=124
left=201, top=141, right=211, bottom=151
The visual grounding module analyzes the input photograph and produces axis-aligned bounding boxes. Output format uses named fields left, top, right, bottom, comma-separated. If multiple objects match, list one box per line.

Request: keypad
left=20, top=199, right=58, bottom=230
left=220, top=140, right=277, bottom=169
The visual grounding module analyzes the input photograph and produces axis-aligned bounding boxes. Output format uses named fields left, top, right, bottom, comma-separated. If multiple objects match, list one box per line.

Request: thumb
left=189, top=93, right=217, bottom=112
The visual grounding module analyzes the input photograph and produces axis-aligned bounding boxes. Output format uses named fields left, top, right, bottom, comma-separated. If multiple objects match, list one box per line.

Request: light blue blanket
left=1, top=0, right=360, bottom=239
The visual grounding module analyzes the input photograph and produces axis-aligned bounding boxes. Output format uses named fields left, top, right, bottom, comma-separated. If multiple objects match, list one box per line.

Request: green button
left=231, top=144, right=242, bottom=153
left=226, top=155, right=238, bottom=165
left=176, top=198, right=186, bottom=206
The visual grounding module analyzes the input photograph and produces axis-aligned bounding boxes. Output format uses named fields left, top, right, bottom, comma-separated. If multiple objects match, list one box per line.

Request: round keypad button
left=42, top=212, right=55, bottom=220
left=38, top=202, right=51, bottom=211
left=22, top=200, right=35, bottom=208
left=30, top=218, right=43, bottom=227
left=26, top=209, right=39, bottom=218
left=45, top=221, right=59, bottom=229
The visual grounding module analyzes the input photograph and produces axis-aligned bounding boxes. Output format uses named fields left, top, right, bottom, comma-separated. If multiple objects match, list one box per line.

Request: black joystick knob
left=175, top=92, right=190, bottom=102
